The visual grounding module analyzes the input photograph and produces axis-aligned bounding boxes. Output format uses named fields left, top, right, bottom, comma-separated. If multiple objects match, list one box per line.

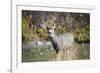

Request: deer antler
left=52, top=24, right=56, bottom=29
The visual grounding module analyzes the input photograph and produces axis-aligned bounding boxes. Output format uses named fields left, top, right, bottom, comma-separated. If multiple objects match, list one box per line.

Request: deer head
left=41, top=23, right=56, bottom=37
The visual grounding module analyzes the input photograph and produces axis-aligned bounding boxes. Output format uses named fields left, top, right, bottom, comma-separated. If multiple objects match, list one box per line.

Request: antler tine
left=52, top=24, right=56, bottom=29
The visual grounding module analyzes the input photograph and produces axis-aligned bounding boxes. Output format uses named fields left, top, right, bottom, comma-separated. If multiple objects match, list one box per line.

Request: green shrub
left=74, top=25, right=90, bottom=42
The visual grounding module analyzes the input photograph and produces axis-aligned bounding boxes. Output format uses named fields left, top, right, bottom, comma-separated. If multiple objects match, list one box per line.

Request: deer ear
left=40, top=23, right=47, bottom=29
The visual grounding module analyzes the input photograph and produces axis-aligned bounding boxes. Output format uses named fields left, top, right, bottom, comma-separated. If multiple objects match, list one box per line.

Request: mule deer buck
left=41, top=24, right=75, bottom=55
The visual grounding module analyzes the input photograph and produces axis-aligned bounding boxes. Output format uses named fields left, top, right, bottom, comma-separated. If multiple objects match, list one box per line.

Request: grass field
left=22, top=43, right=90, bottom=62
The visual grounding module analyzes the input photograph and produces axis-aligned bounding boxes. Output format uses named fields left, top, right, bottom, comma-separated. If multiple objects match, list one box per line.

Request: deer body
left=45, top=24, right=74, bottom=54
left=51, top=33, right=74, bottom=47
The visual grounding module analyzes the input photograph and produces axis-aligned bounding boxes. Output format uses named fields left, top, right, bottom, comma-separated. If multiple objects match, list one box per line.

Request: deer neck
left=50, top=33, right=56, bottom=37
left=49, top=33, right=57, bottom=41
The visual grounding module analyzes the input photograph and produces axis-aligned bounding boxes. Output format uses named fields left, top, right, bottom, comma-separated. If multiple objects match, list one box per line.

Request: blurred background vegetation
left=22, top=10, right=90, bottom=43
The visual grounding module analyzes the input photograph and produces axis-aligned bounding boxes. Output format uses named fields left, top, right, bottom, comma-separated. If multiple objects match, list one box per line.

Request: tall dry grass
left=55, top=42, right=89, bottom=61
